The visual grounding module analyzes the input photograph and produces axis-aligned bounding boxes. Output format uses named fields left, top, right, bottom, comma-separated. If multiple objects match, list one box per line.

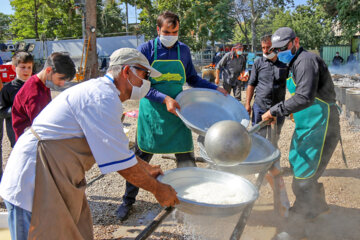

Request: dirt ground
left=0, top=88, right=359, bottom=240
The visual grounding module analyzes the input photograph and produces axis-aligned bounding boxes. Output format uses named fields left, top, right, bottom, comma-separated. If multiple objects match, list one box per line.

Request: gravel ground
left=0, top=87, right=359, bottom=240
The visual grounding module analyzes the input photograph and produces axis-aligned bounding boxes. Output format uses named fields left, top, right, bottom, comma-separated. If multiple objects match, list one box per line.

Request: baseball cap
left=109, top=48, right=162, bottom=77
left=270, top=27, right=296, bottom=50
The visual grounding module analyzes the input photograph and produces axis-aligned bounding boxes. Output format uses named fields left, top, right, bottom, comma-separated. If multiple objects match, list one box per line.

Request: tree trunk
left=34, top=0, right=39, bottom=39
left=251, top=19, right=256, bottom=52
left=85, top=0, right=99, bottom=79
left=125, top=1, right=129, bottom=34
left=250, top=0, right=257, bottom=52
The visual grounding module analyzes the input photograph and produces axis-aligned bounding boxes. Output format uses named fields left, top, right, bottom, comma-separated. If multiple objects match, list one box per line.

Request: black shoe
left=115, top=203, right=132, bottom=221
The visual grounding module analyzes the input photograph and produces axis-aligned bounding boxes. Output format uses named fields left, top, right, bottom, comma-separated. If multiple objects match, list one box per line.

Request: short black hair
left=12, top=52, right=34, bottom=67
left=157, top=11, right=180, bottom=29
left=261, top=35, right=272, bottom=43
left=44, top=52, right=76, bottom=80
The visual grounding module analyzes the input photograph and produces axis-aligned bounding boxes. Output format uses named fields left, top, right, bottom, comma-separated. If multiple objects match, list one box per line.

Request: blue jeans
left=4, top=200, right=32, bottom=240
left=252, top=103, right=284, bottom=146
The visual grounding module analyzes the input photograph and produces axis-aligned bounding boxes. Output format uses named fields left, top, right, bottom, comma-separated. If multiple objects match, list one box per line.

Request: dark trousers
left=223, top=81, right=242, bottom=101
left=291, top=106, right=340, bottom=214
left=122, top=144, right=196, bottom=205
left=252, top=103, right=284, bottom=147
left=0, top=117, right=16, bottom=179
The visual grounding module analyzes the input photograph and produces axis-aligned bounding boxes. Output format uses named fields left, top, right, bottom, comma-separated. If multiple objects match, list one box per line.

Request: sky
left=0, top=0, right=309, bottom=20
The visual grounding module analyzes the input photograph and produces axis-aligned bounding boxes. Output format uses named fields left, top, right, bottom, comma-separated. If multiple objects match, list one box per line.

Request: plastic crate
left=0, top=65, right=16, bottom=83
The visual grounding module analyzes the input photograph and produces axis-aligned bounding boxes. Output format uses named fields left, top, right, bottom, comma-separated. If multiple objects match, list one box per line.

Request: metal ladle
left=204, top=119, right=271, bottom=166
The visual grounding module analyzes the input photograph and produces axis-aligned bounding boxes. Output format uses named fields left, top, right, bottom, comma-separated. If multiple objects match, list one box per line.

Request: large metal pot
left=158, top=167, right=258, bottom=217
left=346, top=88, right=360, bottom=112
left=175, top=88, right=250, bottom=136
left=198, top=133, right=280, bottom=175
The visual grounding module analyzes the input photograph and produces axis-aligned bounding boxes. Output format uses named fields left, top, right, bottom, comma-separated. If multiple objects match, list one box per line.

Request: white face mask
left=160, top=35, right=178, bottom=48
left=127, top=69, right=151, bottom=100
left=263, top=52, right=276, bottom=59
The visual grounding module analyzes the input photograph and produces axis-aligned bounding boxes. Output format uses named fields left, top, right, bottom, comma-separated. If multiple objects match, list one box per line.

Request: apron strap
left=154, top=38, right=158, bottom=60
left=154, top=38, right=181, bottom=61
left=30, top=127, right=41, bottom=141
left=177, top=44, right=180, bottom=60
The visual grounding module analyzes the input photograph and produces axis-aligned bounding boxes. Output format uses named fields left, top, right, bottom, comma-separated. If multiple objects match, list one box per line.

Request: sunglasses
left=131, top=65, right=151, bottom=80
left=273, top=39, right=294, bottom=54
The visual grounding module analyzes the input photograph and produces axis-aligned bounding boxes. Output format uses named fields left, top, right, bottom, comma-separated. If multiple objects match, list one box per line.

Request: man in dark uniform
left=262, top=27, right=340, bottom=221
left=245, top=35, right=288, bottom=144
left=215, top=43, right=246, bottom=101
left=332, top=51, right=344, bottom=67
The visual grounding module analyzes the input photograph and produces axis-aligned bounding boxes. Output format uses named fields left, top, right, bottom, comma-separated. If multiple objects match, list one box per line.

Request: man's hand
left=215, top=77, right=220, bottom=85
left=216, top=86, right=228, bottom=96
left=163, top=96, right=180, bottom=116
left=147, top=164, right=163, bottom=178
left=262, top=110, right=276, bottom=124
left=245, top=103, right=251, bottom=115
left=136, top=157, right=163, bottom=178
left=154, top=182, right=180, bottom=207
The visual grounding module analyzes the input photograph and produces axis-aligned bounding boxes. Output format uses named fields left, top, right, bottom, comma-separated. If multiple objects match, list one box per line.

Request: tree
left=319, top=0, right=360, bottom=38
left=86, top=0, right=99, bottom=79
left=231, top=0, right=251, bottom=47
left=10, top=0, right=82, bottom=40
left=97, top=0, right=126, bottom=36
left=232, top=0, right=293, bottom=51
left=135, top=0, right=234, bottom=51
left=291, top=4, right=334, bottom=49
left=0, top=13, right=12, bottom=41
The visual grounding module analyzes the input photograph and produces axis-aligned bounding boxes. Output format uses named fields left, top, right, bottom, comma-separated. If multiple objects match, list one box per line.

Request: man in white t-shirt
left=0, top=48, right=179, bottom=240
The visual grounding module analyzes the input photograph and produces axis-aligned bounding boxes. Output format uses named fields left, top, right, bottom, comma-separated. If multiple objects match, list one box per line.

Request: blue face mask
left=277, top=49, right=295, bottom=64
left=237, top=51, right=242, bottom=55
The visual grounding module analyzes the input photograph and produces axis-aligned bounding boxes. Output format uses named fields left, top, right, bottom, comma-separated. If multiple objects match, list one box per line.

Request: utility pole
left=125, top=1, right=129, bottom=34
left=85, top=0, right=99, bottom=79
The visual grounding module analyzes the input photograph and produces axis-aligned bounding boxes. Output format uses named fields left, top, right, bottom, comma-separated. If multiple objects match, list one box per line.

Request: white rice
left=177, top=181, right=245, bottom=205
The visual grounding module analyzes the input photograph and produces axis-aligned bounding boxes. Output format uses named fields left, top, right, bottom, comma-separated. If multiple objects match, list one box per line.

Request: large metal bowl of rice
left=175, top=88, right=250, bottom=136
left=157, top=167, right=258, bottom=217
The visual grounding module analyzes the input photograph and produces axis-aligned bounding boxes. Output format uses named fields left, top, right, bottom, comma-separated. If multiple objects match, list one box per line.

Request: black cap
left=270, top=27, right=296, bottom=50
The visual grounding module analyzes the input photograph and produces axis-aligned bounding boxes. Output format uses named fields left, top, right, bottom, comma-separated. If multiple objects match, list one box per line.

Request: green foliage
left=135, top=0, right=234, bottom=51
left=319, top=0, right=360, bottom=38
left=10, top=0, right=82, bottom=40
left=97, top=0, right=126, bottom=36
left=0, top=13, right=12, bottom=41
left=9, top=0, right=129, bottom=40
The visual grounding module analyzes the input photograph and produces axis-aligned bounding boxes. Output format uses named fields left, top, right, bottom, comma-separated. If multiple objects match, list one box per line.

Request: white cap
left=109, top=48, right=162, bottom=77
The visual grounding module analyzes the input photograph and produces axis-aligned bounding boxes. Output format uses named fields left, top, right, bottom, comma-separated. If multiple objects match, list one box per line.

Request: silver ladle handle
left=248, top=119, right=272, bottom=134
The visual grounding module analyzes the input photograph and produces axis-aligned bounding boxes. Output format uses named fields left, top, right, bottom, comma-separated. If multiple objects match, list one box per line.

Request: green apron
left=286, top=76, right=330, bottom=179
left=137, top=38, right=193, bottom=154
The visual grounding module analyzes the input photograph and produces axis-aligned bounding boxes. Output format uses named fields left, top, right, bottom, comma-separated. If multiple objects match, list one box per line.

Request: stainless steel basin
left=198, top=134, right=280, bottom=175
left=175, top=88, right=250, bottom=136
left=158, top=167, right=258, bottom=217
left=346, top=88, right=360, bottom=112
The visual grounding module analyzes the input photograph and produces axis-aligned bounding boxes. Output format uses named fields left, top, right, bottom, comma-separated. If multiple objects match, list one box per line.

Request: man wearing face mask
left=245, top=35, right=288, bottom=143
left=332, top=51, right=344, bottom=67
left=0, top=48, right=179, bottom=240
left=12, top=52, right=76, bottom=141
left=262, top=27, right=340, bottom=221
left=215, top=43, right=247, bottom=102
left=116, top=11, right=227, bottom=221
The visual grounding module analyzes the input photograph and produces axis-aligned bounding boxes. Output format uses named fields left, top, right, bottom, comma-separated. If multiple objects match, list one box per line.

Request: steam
left=329, top=62, right=360, bottom=75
